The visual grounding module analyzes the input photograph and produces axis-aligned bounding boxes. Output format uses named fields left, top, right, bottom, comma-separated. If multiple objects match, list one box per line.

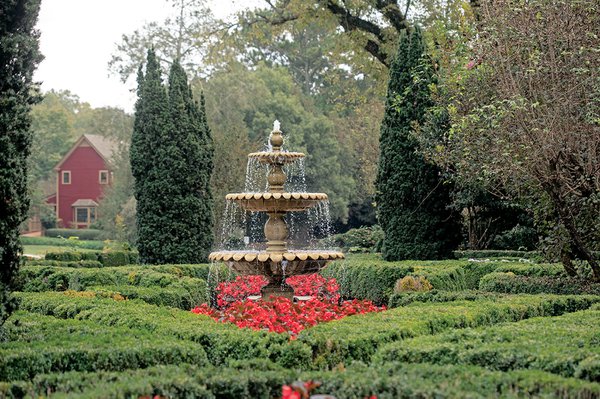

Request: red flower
left=192, top=275, right=383, bottom=335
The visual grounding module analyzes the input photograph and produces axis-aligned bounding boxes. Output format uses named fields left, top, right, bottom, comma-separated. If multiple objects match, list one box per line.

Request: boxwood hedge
left=479, top=272, right=600, bottom=295
left=2, top=362, right=598, bottom=399
left=374, top=308, right=600, bottom=382
left=0, top=312, right=208, bottom=381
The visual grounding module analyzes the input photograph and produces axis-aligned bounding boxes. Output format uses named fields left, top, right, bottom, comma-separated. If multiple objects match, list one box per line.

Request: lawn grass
left=22, top=245, right=99, bottom=256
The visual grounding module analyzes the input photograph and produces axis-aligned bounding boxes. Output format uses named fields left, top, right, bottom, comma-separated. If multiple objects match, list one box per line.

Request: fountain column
left=264, top=124, right=288, bottom=252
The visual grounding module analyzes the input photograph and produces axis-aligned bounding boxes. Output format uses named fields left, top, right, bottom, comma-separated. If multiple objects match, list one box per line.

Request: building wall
left=56, top=144, right=109, bottom=228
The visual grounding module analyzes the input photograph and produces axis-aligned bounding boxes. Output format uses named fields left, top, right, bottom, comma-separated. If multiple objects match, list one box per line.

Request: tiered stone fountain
left=209, top=121, right=344, bottom=298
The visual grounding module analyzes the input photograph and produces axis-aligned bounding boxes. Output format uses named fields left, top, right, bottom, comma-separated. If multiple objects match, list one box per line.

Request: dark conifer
left=131, top=54, right=214, bottom=263
left=375, top=27, right=461, bottom=260
left=0, top=0, right=43, bottom=328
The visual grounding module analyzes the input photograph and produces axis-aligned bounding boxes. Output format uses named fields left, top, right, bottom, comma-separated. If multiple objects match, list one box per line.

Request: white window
left=99, top=170, right=109, bottom=184
left=62, top=171, right=71, bottom=184
left=75, top=207, right=96, bottom=226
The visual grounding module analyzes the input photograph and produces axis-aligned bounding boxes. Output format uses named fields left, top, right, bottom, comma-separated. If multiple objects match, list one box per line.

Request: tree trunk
left=544, top=182, right=600, bottom=281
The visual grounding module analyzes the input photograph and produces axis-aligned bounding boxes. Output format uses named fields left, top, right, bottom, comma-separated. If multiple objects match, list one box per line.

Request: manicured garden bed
left=2, top=254, right=599, bottom=398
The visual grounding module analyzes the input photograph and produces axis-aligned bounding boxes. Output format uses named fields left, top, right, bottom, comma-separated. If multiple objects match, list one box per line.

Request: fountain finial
left=270, top=120, right=284, bottom=150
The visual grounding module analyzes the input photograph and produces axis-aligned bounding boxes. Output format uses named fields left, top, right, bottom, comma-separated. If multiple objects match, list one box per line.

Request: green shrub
left=20, top=236, right=105, bottom=250
left=494, top=263, right=565, bottom=277
left=387, top=290, right=500, bottom=308
left=331, top=226, right=384, bottom=253
left=15, top=267, right=209, bottom=307
left=374, top=308, right=600, bottom=382
left=453, top=249, right=542, bottom=260
left=0, top=312, right=208, bottom=380
left=479, top=272, right=600, bottom=295
left=24, top=259, right=103, bottom=268
left=44, top=251, right=85, bottom=262
left=321, top=257, right=413, bottom=304
left=45, top=251, right=137, bottom=266
left=2, top=361, right=598, bottom=398
left=409, top=261, right=498, bottom=291
left=490, top=224, right=539, bottom=251
left=15, top=292, right=296, bottom=367
left=45, top=228, right=103, bottom=240
left=393, top=275, right=432, bottom=293
left=89, top=283, right=208, bottom=310
left=98, top=251, right=131, bottom=266
left=297, top=294, right=599, bottom=368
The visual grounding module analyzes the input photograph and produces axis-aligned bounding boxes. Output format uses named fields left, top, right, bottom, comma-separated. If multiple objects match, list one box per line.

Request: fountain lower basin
left=209, top=250, right=344, bottom=299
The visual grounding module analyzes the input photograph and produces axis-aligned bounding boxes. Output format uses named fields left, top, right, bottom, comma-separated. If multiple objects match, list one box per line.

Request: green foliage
left=394, top=275, right=433, bottom=293
left=297, top=294, right=598, bottom=368
left=88, top=284, right=207, bottom=310
left=20, top=236, right=104, bottom=250
left=44, top=250, right=136, bottom=266
left=387, top=289, right=499, bottom=308
left=0, top=0, right=43, bottom=329
left=320, top=257, right=414, bottom=305
left=0, top=312, right=209, bottom=381
left=131, top=52, right=213, bottom=264
left=375, top=27, right=460, bottom=261
left=330, top=225, right=383, bottom=253
left=44, top=228, right=103, bottom=241
left=25, top=260, right=103, bottom=268
left=15, top=266, right=207, bottom=304
left=374, top=308, right=600, bottom=382
left=479, top=273, right=600, bottom=296
left=4, top=361, right=599, bottom=399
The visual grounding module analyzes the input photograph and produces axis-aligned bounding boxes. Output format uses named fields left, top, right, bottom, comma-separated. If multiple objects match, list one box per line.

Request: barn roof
left=54, top=134, right=119, bottom=170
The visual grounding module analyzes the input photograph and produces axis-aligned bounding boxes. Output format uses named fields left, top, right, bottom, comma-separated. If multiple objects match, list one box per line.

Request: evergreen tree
left=375, top=27, right=460, bottom=260
left=131, top=51, right=213, bottom=264
left=0, top=0, right=43, bottom=328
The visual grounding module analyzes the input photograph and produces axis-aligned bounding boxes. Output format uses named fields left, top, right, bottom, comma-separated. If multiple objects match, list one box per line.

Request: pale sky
left=34, top=0, right=260, bottom=113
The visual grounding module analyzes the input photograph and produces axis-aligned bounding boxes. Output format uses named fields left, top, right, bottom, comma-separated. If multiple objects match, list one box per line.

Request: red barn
left=46, top=134, right=117, bottom=229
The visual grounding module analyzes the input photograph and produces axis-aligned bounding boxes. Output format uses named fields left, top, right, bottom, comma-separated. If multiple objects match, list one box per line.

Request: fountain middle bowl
left=225, top=192, right=328, bottom=212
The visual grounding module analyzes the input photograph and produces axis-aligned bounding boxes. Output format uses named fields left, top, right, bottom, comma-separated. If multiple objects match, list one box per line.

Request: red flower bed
left=192, top=274, right=384, bottom=336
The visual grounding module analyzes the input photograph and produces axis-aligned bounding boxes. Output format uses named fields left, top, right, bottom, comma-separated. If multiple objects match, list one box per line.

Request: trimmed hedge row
left=388, top=289, right=500, bottom=308
left=15, top=292, right=300, bottom=368
left=20, top=236, right=105, bottom=250
left=45, top=228, right=103, bottom=240
left=0, top=312, right=208, bottom=381
left=453, top=249, right=542, bottom=259
left=16, top=292, right=598, bottom=370
left=24, top=259, right=103, bottom=268
left=45, top=251, right=139, bottom=266
left=322, top=255, right=567, bottom=300
left=87, top=285, right=208, bottom=309
left=296, top=294, right=600, bottom=368
left=374, top=308, right=600, bottom=382
left=2, top=362, right=599, bottom=399
left=479, top=272, right=600, bottom=295
left=494, top=262, right=565, bottom=277
left=14, top=267, right=209, bottom=309
left=320, top=256, right=450, bottom=304
left=410, top=261, right=500, bottom=291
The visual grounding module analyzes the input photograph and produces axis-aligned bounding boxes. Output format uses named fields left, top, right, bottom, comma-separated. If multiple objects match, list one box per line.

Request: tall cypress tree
left=375, top=27, right=460, bottom=260
left=131, top=49, right=172, bottom=263
left=0, top=0, right=43, bottom=328
left=131, top=53, right=213, bottom=264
